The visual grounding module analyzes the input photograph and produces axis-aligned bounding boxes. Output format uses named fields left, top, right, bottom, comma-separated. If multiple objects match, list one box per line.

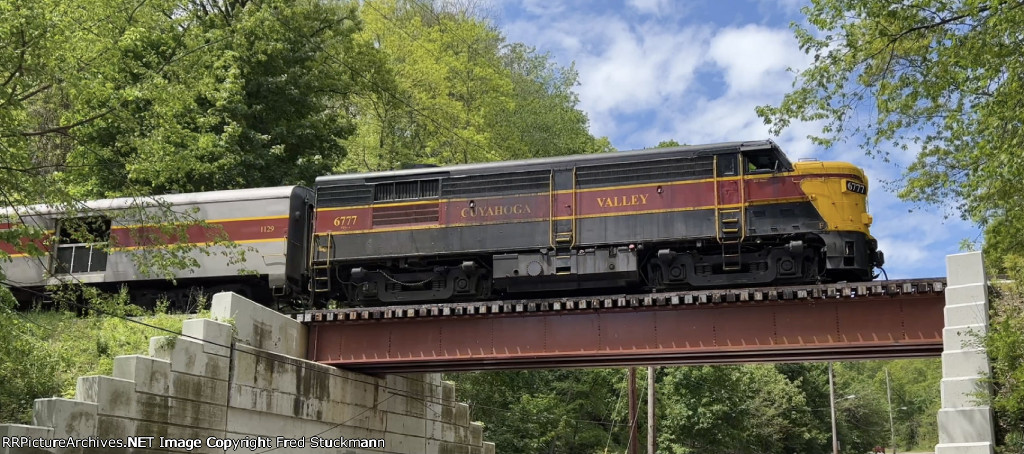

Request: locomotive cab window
left=54, top=216, right=110, bottom=274
left=716, top=154, right=739, bottom=177
left=743, top=150, right=781, bottom=174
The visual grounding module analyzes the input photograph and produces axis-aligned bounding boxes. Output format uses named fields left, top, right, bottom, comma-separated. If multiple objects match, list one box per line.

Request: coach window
left=54, top=216, right=110, bottom=274
left=716, top=154, right=739, bottom=177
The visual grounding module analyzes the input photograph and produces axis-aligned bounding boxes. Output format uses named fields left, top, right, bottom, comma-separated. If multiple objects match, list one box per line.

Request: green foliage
left=60, top=0, right=362, bottom=195
left=654, top=140, right=683, bottom=148
left=658, top=365, right=820, bottom=454
left=338, top=0, right=610, bottom=172
left=0, top=285, right=186, bottom=424
left=448, top=361, right=941, bottom=454
left=759, top=5, right=1024, bottom=445
left=757, top=0, right=1024, bottom=272
left=0, top=287, right=63, bottom=423
left=446, top=369, right=624, bottom=453
left=986, top=281, right=1024, bottom=454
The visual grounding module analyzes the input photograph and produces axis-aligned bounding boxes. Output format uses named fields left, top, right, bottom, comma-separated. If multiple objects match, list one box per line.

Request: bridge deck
left=297, top=279, right=946, bottom=373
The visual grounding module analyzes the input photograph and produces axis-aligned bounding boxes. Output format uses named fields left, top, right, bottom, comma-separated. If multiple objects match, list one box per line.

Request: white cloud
left=503, top=13, right=711, bottom=139
left=627, top=0, right=672, bottom=15
left=758, top=0, right=807, bottom=14
left=708, top=24, right=812, bottom=95
left=575, top=23, right=709, bottom=114
left=519, top=0, right=566, bottom=15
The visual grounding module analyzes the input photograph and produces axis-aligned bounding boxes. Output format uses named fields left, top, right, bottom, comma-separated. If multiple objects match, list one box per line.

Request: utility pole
left=628, top=367, right=639, bottom=454
left=887, top=368, right=896, bottom=454
left=830, top=362, right=839, bottom=454
left=648, top=366, right=656, bottom=454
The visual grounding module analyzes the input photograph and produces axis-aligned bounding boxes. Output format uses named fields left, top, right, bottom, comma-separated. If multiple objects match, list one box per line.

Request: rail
left=293, top=278, right=946, bottom=323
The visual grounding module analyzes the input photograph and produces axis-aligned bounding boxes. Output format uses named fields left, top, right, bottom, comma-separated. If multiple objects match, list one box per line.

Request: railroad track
left=294, top=277, right=946, bottom=323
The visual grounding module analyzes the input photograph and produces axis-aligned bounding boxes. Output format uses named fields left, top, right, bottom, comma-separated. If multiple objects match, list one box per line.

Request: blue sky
left=483, top=0, right=980, bottom=279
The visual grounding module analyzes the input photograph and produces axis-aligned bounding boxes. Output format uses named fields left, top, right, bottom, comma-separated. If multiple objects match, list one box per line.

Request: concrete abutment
left=935, top=252, right=996, bottom=454
left=0, top=292, right=494, bottom=454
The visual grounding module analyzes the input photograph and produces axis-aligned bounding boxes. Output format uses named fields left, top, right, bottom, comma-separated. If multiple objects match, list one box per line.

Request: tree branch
left=885, top=6, right=987, bottom=41
left=1, top=29, right=27, bottom=89
left=15, top=83, right=53, bottom=103
left=13, top=109, right=113, bottom=138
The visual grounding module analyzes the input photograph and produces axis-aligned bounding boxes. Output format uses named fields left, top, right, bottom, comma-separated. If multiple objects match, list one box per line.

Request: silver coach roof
left=315, top=139, right=782, bottom=185
left=1, top=186, right=296, bottom=217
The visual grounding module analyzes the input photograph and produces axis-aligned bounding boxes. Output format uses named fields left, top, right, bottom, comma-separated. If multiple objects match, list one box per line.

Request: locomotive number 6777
left=304, top=140, right=884, bottom=307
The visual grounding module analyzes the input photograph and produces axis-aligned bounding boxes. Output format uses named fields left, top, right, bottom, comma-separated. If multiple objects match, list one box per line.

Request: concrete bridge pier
left=936, top=252, right=996, bottom=454
left=0, top=292, right=495, bottom=454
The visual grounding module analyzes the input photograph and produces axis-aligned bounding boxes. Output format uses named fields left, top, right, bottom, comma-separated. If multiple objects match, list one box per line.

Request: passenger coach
left=1, top=187, right=311, bottom=309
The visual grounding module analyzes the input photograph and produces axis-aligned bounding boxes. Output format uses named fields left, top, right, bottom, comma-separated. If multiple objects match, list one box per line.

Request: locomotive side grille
left=375, top=179, right=441, bottom=202
left=442, top=170, right=550, bottom=197
left=317, top=184, right=373, bottom=207
left=576, top=156, right=715, bottom=188
left=372, top=202, right=440, bottom=226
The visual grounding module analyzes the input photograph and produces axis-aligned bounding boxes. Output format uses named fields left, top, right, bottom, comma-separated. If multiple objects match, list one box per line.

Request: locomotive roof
left=0, top=186, right=296, bottom=217
left=316, top=139, right=788, bottom=185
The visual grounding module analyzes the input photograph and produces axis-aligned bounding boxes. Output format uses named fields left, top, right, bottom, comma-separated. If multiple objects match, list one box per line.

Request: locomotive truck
left=0, top=140, right=884, bottom=310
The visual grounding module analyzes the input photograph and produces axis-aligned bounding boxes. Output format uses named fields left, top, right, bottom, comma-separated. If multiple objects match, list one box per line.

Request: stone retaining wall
left=0, top=292, right=494, bottom=454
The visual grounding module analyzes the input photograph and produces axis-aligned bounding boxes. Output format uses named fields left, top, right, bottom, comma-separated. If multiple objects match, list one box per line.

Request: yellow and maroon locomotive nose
left=792, top=159, right=880, bottom=280
left=794, top=160, right=872, bottom=234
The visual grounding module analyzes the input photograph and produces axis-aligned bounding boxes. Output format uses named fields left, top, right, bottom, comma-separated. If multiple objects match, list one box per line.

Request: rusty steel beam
left=302, top=279, right=946, bottom=373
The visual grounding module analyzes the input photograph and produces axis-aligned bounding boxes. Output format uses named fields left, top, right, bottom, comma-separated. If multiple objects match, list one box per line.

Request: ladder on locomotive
left=550, top=168, right=576, bottom=275
left=714, top=154, right=746, bottom=271
left=311, top=233, right=332, bottom=293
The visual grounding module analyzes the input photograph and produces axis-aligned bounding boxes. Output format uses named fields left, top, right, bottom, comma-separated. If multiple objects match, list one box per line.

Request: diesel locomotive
left=0, top=140, right=884, bottom=310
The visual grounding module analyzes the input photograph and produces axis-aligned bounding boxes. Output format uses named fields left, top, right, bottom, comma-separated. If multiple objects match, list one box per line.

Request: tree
left=756, top=0, right=1024, bottom=271
left=487, top=43, right=607, bottom=159
left=987, top=281, right=1024, bottom=453
left=658, top=365, right=819, bottom=454
left=446, top=369, right=625, bottom=454
left=62, top=0, right=364, bottom=196
left=338, top=0, right=610, bottom=173
left=654, top=140, right=683, bottom=148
